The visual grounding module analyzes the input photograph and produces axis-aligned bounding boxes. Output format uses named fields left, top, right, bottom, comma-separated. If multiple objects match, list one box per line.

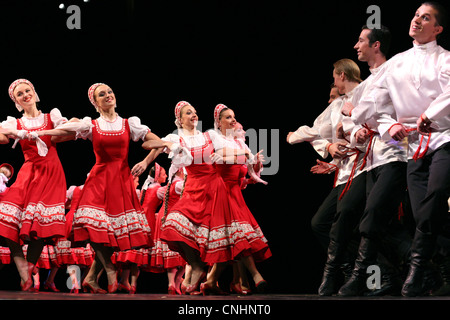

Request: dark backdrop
left=0, top=0, right=448, bottom=294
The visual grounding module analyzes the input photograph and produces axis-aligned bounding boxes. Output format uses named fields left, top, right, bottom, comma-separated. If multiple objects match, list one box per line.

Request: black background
left=0, top=0, right=448, bottom=294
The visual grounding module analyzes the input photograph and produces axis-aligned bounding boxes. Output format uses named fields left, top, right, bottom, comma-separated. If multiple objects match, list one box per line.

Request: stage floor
left=0, top=290, right=449, bottom=300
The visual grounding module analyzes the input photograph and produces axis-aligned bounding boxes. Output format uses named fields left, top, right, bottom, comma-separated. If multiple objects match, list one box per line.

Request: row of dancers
left=288, top=2, right=450, bottom=297
left=0, top=79, right=271, bottom=295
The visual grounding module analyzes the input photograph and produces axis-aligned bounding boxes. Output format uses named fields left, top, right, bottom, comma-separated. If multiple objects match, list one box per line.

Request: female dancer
left=142, top=101, right=253, bottom=294
left=149, top=164, right=187, bottom=294
left=140, top=163, right=167, bottom=230
left=114, top=165, right=166, bottom=294
left=36, top=82, right=163, bottom=293
left=0, top=79, right=68, bottom=291
left=212, top=104, right=271, bottom=294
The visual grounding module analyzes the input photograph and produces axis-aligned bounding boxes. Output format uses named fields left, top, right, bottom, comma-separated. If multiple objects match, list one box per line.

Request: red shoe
left=21, top=278, right=33, bottom=292
left=185, top=271, right=206, bottom=295
left=168, top=285, right=177, bottom=295
left=200, top=282, right=229, bottom=296
left=180, top=283, right=188, bottom=295
left=118, top=283, right=131, bottom=293
left=82, top=280, right=107, bottom=294
left=43, top=281, right=60, bottom=292
left=108, top=281, right=118, bottom=294
left=129, top=285, right=136, bottom=294
left=230, top=282, right=251, bottom=295
left=20, top=263, right=35, bottom=292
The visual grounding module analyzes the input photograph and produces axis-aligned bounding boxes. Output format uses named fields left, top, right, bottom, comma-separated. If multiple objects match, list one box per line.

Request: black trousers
left=311, top=173, right=366, bottom=250
left=358, top=161, right=411, bottom=264
left=407, top=142, right=450, bottom=255
left=359, top=161, right=407, bottom=237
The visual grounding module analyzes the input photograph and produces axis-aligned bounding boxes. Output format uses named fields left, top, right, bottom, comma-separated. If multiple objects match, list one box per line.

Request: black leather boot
left=365, top=265, right=402, bottom=296
left=338, top=236, right=377, bottom=296
left=431, top=255, right=450, bottom=296
left=401, top=228, right=436, bottom=297
left=318, top=240, right=346, bottom=296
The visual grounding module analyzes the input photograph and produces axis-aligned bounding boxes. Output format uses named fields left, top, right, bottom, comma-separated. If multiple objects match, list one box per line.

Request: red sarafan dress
left=215, top=136, right=271, bottom=262
left=0, top=109, right=67, bottom=243
left=113, top=184, right=163, bottom=267
left=71, top=116, right=152, bottom=251
left=56, top=185, right=94, bottom=267
left=160, top=130, right=251, bottom=265
left=149, top=176, right=186, bottom=272
left=140, top=182, right=162, bottom=233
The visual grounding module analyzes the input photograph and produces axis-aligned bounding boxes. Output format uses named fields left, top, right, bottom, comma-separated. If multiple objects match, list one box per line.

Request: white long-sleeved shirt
left=289, top=89, right=366, bottom=186
left=355, top=41, right=450, bottom=159
left=347, top=64, right=408, bottom=171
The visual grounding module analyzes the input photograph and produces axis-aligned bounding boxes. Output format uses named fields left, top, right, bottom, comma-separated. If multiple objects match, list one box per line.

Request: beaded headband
left=214, top=103, right=228, bottom=130
left=8, top=79, right=40, bottom=112
left=174, top=101, right=191, bottom=128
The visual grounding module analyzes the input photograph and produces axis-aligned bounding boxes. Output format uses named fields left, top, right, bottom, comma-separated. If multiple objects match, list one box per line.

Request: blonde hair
left=333, top=59, right=362, bottom=84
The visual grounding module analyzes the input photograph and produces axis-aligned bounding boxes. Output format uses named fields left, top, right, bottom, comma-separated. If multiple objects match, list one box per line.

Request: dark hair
left=161, top=171, right=187, bottom=225
left=361, top=24, right=392, bottom=58
left=139, top=166, right=156, bottom=205
left=422, top=2, right=448, bottom=29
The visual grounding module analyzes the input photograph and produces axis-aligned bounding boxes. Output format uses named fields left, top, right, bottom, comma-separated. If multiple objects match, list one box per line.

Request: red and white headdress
left=214, top=103, right=228, bottom=130
left=0, top=163, right=14, bottom=178
left=154, top=162, right=161, bottom=181
left=174, top=101, right=191, bottom=128
left=87, top=83, right=106, bottom=111
left=142, top=162, right=163, bottom=190
left=8, top=79, right=40, bottom=112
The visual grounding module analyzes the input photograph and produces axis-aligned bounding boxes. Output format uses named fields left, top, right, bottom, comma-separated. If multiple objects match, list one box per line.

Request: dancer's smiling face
left=94, top=85, right=116, bottom=110
left=219, top=108, right=237, bottom=133
left=180, top=105, right=198, bottom=129
left=13, top=83, right=37, bottom=109
left=409, top=4, right=443, bottom=44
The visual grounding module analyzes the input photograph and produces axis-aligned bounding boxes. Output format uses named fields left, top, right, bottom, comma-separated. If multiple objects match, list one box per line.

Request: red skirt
left=148, top=206, right=186, bottom=273
left=226, top=182, right=272, bottom=262
left=72, top=164, right=152, bottom=251
left=0, top=148, right=66, bottom=244
left=0, top=246, right=11, bottom=264
left=160, top=163, right=252, bottom=265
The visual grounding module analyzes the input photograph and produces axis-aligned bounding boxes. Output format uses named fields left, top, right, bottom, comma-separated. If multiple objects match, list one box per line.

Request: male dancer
left=345, top=2, right=450, bottom=297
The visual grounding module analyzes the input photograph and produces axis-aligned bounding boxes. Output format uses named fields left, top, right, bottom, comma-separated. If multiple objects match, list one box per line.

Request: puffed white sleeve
left=49, top=108, right=69, bottom=127
left=0, top=116, right=18, bottom=135
left=157, top=186, right=166, bottom=200
left=207, top=129, right=226, bottom=151
left=162, top=133, right=181, bottom=144
left=162, top=133, right=193, bottom=167
left=174, top=180, right=184, bottom=195
left=128, top=116, right=151, bottom=142
left=55, top=116, right=93, bottom=140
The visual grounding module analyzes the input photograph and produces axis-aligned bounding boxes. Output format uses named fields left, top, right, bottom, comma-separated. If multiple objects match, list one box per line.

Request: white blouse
left=163, top=129, right=225, bottom=150
left=57, top=114, right=150, bottom=142
left=1, top=108, right=68, bottom=132
left=162, top=129, right=225, bottom=167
